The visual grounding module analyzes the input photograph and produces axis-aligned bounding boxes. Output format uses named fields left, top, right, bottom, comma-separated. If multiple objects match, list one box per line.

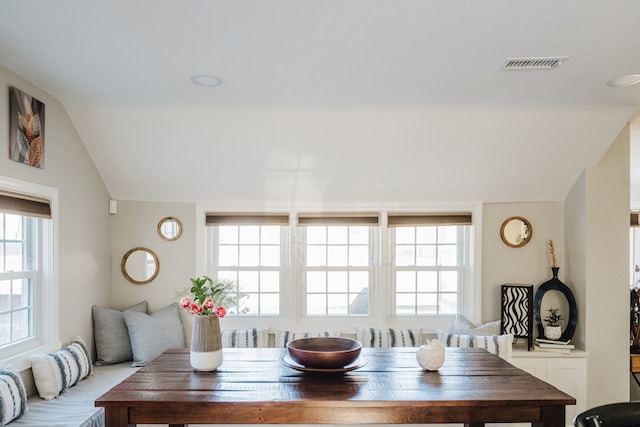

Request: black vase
left=533, top=267, right=578, bottom=341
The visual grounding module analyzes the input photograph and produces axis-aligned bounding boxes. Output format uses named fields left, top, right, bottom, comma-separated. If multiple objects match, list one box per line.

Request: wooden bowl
left=287, top=337, right=362, bottom=369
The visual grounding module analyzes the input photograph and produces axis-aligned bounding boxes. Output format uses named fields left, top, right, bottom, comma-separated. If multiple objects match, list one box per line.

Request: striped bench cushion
left=222, top=328, right=269, bottom=348
left=356, top=327, right=422, bottom=347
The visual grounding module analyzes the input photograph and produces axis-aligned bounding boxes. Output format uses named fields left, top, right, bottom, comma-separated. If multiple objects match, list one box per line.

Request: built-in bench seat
left=13, top=363, right=138, bottom=427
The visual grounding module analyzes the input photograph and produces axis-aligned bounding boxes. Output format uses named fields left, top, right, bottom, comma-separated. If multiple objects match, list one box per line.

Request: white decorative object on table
left=416, top=339, right=445, bottom=371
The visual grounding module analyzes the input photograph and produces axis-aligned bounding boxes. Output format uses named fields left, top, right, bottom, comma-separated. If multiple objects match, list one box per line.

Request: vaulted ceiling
left=1, top=0, right=639, bottom=205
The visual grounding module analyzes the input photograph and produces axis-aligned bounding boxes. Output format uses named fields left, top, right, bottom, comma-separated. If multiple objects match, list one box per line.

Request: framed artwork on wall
left=501, top=284, right=534, bottom=350
left=9, top=86, right=45, bottom=168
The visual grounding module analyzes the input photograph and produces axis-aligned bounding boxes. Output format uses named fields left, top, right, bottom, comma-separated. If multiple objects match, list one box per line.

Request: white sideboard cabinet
left=510, top=348, right=588, bottom=427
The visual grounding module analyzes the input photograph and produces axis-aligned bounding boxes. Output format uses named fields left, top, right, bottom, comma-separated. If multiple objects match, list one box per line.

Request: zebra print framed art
left=501, top=284, right=534, bottom=350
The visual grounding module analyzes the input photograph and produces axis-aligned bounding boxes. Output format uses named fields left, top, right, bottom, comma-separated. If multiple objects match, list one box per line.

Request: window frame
left=0, top=176, right=59, bottom=371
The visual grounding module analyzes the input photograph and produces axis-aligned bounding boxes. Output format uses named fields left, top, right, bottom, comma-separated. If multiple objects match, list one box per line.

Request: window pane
left=306, top=227, right=326, bottom=244
left=238, top=271, right=259, bottom=293
left=0, top=313, right=10, bottom=345
left=307, top=272, right=326, bottom=293
left=12, top=309, right=29, bottom=340
left=327, top=294, right=348, bottom=315
left=439, top=226, right=457, bottom=243
left=349, top=272, right=368, bottom=292
left=349, top=245, right=368, bottom=266
left=219, top=226, right=238, bottom=244
left=416, top=245, right=436, bottom=266
left=261, top=226, right=280, bottom=244
left=4, top=216, right=22, bottom=241
left=327, top=271, right=348, bottom=293
left=307, top=295, right=326, bottom=315
left=260, top=246, right=280, bottom=266
left=396, top=293, right=416, bottom=315
left=306, top=246, right=326, bottom=267
left=395, top=245, right=415, bottom=266
left=396, top=271, right=416, bottom=292
left=239, top=246, right=259, bottom=266
left=259, top=293, right=279, bottom=315
left=439, top=244, right=458, bottom=266
left=417, top=271, right=438, bottom=292
left=260, top=271, right=280, bottom=292
left=241, top=293, right=259, bottom=314
left=440, top=271, right=458, bottom=292
left=417, top=293, right=438, bottom=314
left=416, top=227, right=436, bottom=243
left=5, top=242, right=23, bottom=271
left=327, top=246, right=348, bottom=266
left=0, top=281, right=9, bottom=311
left=349, top=227, right=368, bottom=244
left=219, top=246, right=238, bottom=266
left=439, top=293, right=458, bottom=314
left=239, top=226, right=260, bottom=244
left=395, top=227, right=414, bottom=244
left=327, top=227, right=348, bottom=244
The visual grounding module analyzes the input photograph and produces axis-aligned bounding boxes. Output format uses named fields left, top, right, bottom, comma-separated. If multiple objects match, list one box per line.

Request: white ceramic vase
left=190, top=314, right=223, bottom=371
left=544, top=325, right=562, bottom=340
left=416, top=339, right=445, bottom=371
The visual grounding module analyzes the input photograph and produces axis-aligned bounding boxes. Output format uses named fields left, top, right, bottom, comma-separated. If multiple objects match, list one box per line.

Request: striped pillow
left=222, top=328, right=268, bottom=348
left=436, top=331, right=514, bottom=361
left=275, top=330, right=341, bottom=348
left=0, top=365, right=27, bottom=425
left=31, top=337, right=93, bottom=400
left=356, top=327, right=422, bottom=347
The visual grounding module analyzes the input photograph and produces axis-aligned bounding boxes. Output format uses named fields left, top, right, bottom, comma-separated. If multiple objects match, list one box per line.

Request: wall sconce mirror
left=500, top=216, right=533, bottom=248
left=157, top=217, right=183, bottom=241
left=121, top=247, right=159, bottom=285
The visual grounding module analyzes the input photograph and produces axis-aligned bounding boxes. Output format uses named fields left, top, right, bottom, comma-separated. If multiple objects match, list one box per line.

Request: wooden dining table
left=95, top=347, right=575, bottom=427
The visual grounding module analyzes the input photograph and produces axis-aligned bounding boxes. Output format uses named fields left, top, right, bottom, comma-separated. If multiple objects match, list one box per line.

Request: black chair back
left=574, top=402, right=640, bottom=427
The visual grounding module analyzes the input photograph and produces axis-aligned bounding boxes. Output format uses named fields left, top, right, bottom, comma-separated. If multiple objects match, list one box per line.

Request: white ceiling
left=1, top=0, right=640, bottom=206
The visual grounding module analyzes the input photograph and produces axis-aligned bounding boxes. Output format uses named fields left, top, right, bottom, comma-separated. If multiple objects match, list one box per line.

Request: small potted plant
left=543, top=307, right=563, bottom=340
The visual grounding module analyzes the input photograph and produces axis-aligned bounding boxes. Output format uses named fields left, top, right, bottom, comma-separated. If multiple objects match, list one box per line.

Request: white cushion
left=221, top=328, right=269, bottom=348
left=453, top=314, right=501, bottom=335
left=31, top=337, right=93, bottom=400
left=436, top=330, right=514, bottom=361
left=123, top=303, right=186, bottom=367
left=356, top=327, right=422, bottom=347
left=0, top=365, right=27, bottom=425
left=274, top=330, right=341, bottom=348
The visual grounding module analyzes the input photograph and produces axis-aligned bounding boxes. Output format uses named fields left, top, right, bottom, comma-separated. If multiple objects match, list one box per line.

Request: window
left=0, top=182, right=56, bottom=365
left=389, top=213, right=472, bottom=317
left=202, top=210, right=474, bottom=326
left=207, top=214, right=288, bottom=316
left=0, top=213, right=36, bottom=347
left=298, top=214, right=378, bottom=317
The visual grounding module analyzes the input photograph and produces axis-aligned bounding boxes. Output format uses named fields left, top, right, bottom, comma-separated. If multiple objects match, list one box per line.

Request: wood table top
left=96, top=347, right=575, bottom=426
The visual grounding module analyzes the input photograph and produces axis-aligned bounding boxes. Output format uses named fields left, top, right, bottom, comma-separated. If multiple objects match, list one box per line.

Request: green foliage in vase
left=543, top=307, right=562, bottom=327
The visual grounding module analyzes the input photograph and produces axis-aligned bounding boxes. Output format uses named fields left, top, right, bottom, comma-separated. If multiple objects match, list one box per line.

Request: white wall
left=0, top=65, right=112, bottom=351
left=481, top=202, right=564, bottom=323
left=110, top=201, right=196, bottom=312
left=566, top=125, right=630, bottom=406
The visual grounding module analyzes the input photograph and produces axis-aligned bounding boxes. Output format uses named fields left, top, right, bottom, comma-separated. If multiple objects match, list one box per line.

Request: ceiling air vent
left=500, top=56, right=570, bottom=71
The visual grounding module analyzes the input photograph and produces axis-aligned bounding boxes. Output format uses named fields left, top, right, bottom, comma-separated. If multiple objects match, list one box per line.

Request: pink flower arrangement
left=179, top=276, right=236, bottom=317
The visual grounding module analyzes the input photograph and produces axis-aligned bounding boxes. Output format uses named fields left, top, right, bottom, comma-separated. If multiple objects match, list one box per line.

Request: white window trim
left=0, top=176, right=60, bottom=371
left=196, top=202, right=482, bottom=334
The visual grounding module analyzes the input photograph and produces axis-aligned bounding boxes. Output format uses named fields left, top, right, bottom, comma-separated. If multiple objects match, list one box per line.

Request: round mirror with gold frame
left=500, top=216, right=533, bottom=248
left=157, top=217, right=183, bottom=241
left=121, top=247, right=160, bottom=285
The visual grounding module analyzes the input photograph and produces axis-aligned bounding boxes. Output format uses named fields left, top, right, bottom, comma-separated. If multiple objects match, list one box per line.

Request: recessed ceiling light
left=190, top=75, right=223, bottom=87
left=607, top=74, right=640, bottom=88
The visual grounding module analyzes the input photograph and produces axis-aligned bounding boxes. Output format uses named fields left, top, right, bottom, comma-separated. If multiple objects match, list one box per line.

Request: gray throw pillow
left=123, top=303, right=186, bottom=367
left=92, top=301, right=148, bottom=365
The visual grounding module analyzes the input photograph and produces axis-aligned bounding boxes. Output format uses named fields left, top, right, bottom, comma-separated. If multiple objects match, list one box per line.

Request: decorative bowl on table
left=286, top=337, right=362, bottom=369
